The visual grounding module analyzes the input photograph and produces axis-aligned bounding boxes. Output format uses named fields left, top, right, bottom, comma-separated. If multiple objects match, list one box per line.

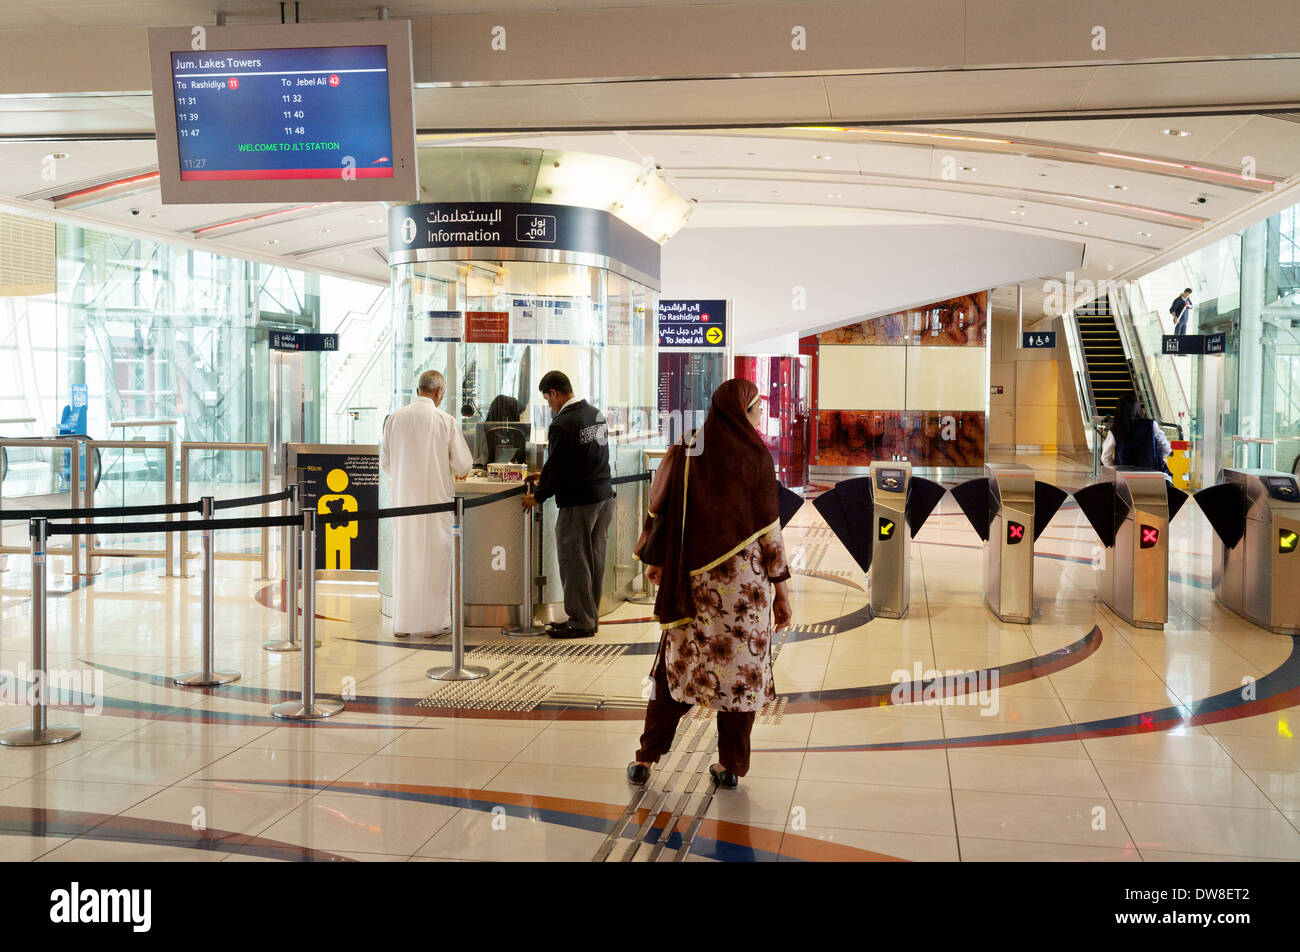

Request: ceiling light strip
left=193, top=202, right=339, bottom=235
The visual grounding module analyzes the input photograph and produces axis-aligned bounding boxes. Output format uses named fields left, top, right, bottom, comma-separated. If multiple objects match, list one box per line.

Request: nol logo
left=516, top=214, right=556, bottom=243
left=401, top=218, right=417, bottom=244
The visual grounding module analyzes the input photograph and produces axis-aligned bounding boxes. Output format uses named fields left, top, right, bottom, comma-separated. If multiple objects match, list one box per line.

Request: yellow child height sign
left=317, top=468, right=358, bottom=570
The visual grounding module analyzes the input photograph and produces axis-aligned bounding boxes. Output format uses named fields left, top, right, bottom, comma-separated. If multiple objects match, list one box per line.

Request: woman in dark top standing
left=1102, top=392, right=1172, bottom=477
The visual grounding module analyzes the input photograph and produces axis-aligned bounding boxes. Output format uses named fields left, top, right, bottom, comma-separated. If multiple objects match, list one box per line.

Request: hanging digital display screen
left=148, top=21, right=417, bottom=204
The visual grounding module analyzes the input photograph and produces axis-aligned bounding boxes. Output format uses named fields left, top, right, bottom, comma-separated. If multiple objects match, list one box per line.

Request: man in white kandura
left=379, top=369, right=473, bottom=637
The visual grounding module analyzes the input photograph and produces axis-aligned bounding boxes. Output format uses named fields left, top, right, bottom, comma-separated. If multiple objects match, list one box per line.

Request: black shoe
left=709, top=764, right=739, bottom=789
left=627, top=763, right=650, bottom=785
left=548, top=624, right=595, bottom=639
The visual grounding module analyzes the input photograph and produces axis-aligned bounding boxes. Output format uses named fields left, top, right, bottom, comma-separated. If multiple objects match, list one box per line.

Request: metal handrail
left=179, top=442, right=273, bottom=579
left=333, top=324, right=393, bottom=426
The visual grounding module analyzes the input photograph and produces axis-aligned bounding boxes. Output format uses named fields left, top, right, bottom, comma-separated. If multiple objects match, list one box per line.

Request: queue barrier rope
left=1, top=486, right=294, bottom=522
left=211, top=488, right=292, bottom=510
left=46, top=513, right=302, bottom=537
left=2, top=499, right=202, bottom=520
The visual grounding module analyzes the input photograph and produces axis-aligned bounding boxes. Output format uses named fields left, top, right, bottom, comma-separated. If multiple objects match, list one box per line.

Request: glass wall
left=389, top=258, right=658, bottom=476
left=0, top=205, right=391, bottom=502
left=1120, top=201, right=1300, bottom=483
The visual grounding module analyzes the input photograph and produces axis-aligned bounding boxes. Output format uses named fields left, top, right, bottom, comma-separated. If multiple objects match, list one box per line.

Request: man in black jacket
left=522, top=370, right=614, bottom=639
left=1170, top=288, right=1193, bottom=336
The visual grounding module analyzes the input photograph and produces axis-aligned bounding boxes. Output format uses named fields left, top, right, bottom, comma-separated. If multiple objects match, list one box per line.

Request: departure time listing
left=169, top=45, right=395, bottom=182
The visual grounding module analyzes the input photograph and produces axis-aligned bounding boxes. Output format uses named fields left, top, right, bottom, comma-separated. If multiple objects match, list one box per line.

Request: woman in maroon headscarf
left=628, top=378, right=793, bottom=789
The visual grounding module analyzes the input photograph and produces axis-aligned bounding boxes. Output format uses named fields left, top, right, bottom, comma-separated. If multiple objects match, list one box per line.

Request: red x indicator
left=1140, top=525, right=1160, bottom=549
left=1007, top=521, right=1025, bottom=544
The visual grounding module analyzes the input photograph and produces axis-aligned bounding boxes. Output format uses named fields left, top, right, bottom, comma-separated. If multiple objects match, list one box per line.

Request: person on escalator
left=1101, top=392, right=1172, bottom=480
left=1170, top=288, right=1193, bottom=336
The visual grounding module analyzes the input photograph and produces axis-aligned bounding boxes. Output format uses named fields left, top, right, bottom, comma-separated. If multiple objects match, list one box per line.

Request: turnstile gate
left=1076, top=467, right=1184, bottom=630
left=1199, top=468, right=1300, bottom=635
left=812, top=461, right=946, bottom=620
left=951, top=464, right=1067, bottom=624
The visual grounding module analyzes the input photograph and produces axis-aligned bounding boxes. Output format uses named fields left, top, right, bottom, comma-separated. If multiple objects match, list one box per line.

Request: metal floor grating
left=469, top=640, right=626, bottom=665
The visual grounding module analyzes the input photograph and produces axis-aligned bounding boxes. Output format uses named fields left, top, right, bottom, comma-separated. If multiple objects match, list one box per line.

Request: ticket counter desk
left=378, top=473, right=622, bottom=630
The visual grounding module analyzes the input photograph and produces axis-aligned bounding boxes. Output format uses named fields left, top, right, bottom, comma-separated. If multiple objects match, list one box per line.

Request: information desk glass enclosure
left=381, top=200, right=664, bottom=625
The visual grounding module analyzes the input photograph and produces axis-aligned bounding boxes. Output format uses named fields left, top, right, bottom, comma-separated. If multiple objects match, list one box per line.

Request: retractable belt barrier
left=5, top=474, right=655, bottom=744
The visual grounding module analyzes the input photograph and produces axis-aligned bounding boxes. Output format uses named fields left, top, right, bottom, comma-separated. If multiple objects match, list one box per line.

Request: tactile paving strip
left=416, top=642, right=627, bottom=712
left=469, top=641, right=627, bottom=665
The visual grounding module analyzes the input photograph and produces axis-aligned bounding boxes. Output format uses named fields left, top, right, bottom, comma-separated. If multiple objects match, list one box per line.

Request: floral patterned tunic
left=661, top=525, right=790, bottom=713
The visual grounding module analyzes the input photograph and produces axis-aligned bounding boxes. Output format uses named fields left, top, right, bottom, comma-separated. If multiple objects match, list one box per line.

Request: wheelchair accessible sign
left=658, top=300, right=728, bottom=349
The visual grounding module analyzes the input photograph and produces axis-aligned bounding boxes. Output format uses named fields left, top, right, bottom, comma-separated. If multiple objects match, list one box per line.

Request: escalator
left=1074, top=298, right=1138, bottom=419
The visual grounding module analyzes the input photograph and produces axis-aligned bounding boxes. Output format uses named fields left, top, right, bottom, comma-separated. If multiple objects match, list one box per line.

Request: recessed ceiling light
left=318, top=228, right=331, bottom=235
left=960, top=165, right=976, bottom=172
left=812, top=154, right=831, bottom=160
left=44, top=152, right=69, bottom=161
left=826, top=193, right=843, bottom=199
left=1010, top=209, right=1025, bottom=216
left=1108, top=184, right=1128, bottom=190
left=1074, top=220, right=1088, bottom=226
left=366, top=218, right=382, bottom=224
left=710, top=188, right=724, bottom=193
left=1137, top=231, right=1152, bottom=237
left=265, top=239, right=279, bottom=246
left=1162, top=128, right=1190, bottom=137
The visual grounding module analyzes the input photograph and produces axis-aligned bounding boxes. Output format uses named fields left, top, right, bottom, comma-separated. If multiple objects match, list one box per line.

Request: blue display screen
left=169, top=45, right=394, bottom=182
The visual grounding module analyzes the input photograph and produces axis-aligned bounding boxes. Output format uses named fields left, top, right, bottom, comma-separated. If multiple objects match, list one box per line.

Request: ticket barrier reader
left=950, top=464, right=1068, bottom=624
left=1197, top=469, right=1300, bottom=635
left=1075, top=467, right=1188, bottom=630
left=812, top=461, right=945, bottom=619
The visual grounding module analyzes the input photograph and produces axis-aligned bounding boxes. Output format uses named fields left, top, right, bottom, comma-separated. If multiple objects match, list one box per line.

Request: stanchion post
left=627, top=469, right=656, bottom=605
left=0, top=518, right=81, bottom=747
left=265, top=484, right=312, bottom=652
left=272, top=509, right=342, bottom=719
left=428, top=496, right=491, bottom=681
left=503, top=481, right=545, bottom=637
left=173, top=497, right=240, bottom=687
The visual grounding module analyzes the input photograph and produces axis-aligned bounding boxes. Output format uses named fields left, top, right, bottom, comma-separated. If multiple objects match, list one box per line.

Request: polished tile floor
left=0, top=454, right=1297, bottom=861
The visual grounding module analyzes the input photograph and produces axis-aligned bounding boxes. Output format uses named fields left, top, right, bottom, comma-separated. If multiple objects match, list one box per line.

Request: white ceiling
left=1, top=113, right=1299, bottom=335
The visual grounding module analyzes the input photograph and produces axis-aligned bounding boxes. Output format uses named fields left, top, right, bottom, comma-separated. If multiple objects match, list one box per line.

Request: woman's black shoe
left=627, top=763, right=650, bottom=785
left=709, top=764, right=739, bottom=789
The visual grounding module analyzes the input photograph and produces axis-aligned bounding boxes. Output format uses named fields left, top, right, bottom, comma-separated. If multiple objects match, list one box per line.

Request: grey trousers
left=555, top=497, right=616, bottom=631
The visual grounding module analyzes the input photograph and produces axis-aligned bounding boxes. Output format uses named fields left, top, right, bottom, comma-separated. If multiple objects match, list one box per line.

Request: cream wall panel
left=1015, top=404, right=1060, bottom=446
left=905, top=348, right=987, bottom=411
left=818, top=345, right=905, bottom=410
left=1017, top=361, right=1060, bottom=406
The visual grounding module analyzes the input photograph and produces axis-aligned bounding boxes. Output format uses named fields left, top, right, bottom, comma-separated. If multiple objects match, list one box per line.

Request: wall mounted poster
left=510, top=297, right=604, bottom=346
left=465, top=311, right=509, bottom=344
left=426, top=310, right=463, bottom=342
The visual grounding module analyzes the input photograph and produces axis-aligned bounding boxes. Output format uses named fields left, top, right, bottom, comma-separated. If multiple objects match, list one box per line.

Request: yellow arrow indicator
left=705, top=326, right=723, bottom=345
left=1281, top=529, right=1298, bottom=554
left=878, top=519, right=895, bottom=540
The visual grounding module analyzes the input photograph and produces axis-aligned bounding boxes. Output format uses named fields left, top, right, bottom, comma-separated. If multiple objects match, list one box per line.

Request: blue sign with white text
left=658, top=300, right=728, bottom=348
